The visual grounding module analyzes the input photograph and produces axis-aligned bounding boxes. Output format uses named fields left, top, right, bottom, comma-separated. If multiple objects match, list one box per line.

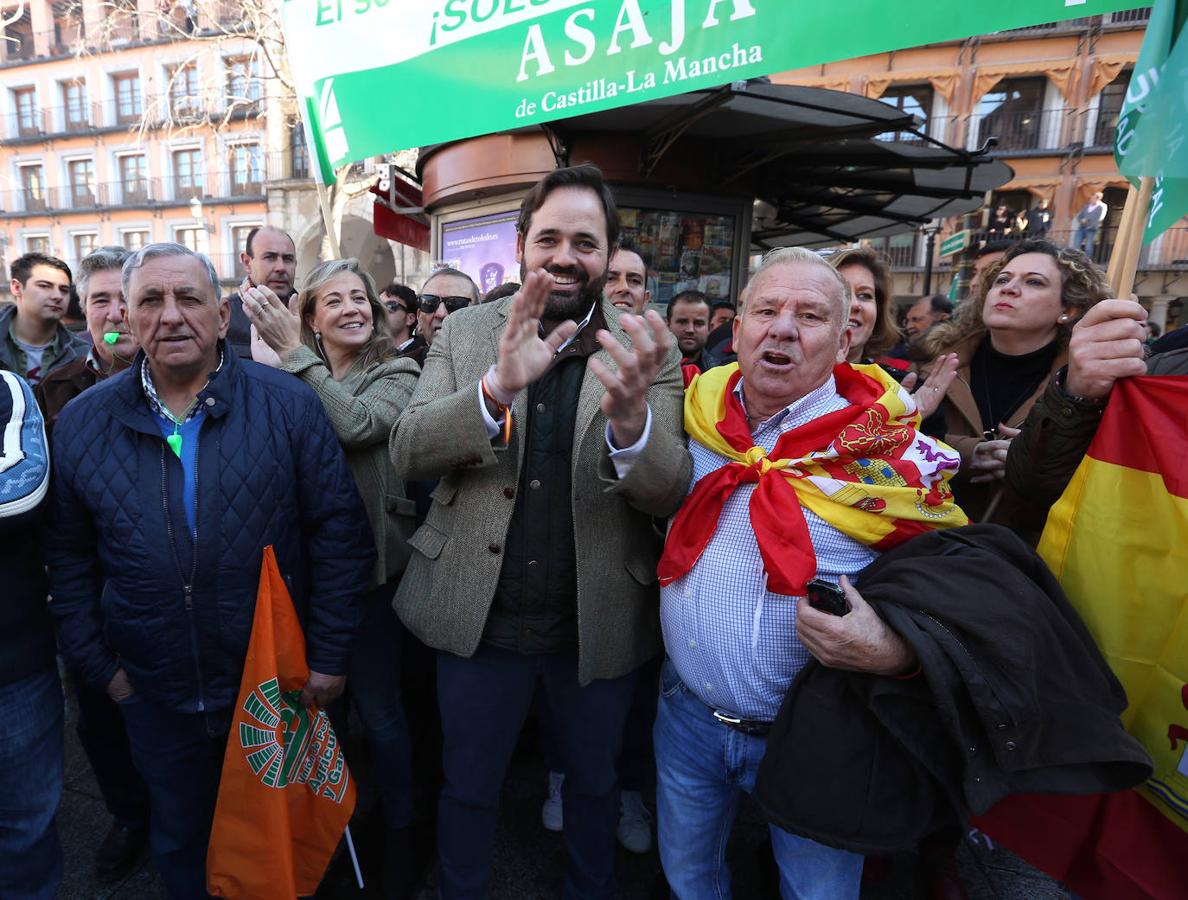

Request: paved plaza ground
left=55, top=688, right=1073, bottom=900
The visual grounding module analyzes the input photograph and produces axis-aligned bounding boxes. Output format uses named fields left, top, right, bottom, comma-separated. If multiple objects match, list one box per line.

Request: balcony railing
left=1107, top=8, right=1151, bottom=26
left=0, top=6, right=254, bottom=66
left=1, top=95, right=264, bottom=141
left=972, top=107, right=1072, bottom=153
left=0, top=171, right=289, bottom=216
left=875, top=115, right=958, bottom=147
left=1004, top=18, right=1092, bottom=34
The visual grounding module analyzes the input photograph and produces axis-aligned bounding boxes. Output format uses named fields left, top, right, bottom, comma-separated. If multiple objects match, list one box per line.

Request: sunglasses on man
left=384, top=300, right=416, bottom=315
left=419, top=294, right=471, bottom=314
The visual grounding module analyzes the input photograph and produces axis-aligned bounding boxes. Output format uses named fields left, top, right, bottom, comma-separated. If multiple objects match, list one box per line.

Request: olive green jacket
left=281, top=345, right=419, bottom=588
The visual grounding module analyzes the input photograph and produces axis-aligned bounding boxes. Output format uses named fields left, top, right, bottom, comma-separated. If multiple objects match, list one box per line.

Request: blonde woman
left=244, top=259, right=421, bottom=894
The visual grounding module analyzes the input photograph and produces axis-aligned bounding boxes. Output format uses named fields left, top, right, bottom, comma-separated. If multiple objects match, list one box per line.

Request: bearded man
left=390, top=164, right=691, bottom=899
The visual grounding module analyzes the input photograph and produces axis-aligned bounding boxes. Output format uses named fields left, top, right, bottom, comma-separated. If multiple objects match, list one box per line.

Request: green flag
left=281, top=0, right=1146, bottom=185
left=1114, top=0, right=1188, bottom=242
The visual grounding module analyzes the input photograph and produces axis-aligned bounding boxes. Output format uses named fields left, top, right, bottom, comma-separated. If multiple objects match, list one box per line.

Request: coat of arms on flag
left=206, top=547, right=356, bottom=898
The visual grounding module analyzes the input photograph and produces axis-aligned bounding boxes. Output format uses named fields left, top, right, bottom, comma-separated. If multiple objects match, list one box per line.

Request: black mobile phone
left=806, top=578, right=850, bottom=616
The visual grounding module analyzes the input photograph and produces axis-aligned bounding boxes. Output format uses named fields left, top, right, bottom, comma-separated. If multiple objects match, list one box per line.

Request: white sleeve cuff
left=478, top=380, right=501, bottom=439
left=605, top=406, right=653, bottom=479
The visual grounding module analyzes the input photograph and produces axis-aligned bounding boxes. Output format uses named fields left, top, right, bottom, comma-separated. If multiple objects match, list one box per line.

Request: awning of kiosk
left=530, top=81, right=1013, bottom=250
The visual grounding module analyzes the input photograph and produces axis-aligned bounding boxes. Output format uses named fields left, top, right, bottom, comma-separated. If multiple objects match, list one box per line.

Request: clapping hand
left=589, top=310, right=672, bottom=448
left=485, top=270, right=578, bottom=406
left=241, top=279, right=302, bottom=359
left=901, top=353, right=958, bottom=420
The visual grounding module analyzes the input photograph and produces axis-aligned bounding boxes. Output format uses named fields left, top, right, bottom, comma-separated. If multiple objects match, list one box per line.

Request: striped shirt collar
left=734, top=373, right=840, bottom=434
left=141, top=350, right=224, bottom=424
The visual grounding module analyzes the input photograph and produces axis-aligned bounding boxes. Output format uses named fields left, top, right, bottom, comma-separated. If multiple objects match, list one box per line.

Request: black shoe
left=94, top=822, right=148, bottom=883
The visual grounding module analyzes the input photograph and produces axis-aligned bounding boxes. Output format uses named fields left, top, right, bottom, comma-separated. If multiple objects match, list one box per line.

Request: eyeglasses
left=419, top=294, right=471, bottom=314
left=384, top=301, right=415, bottom=314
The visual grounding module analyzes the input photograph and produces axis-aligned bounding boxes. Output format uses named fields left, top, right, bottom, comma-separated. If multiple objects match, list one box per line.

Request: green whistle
left=103, top=332, right=120, bottom=345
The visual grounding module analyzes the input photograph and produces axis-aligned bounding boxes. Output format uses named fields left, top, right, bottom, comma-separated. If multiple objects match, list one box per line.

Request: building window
left=68, top=159, right=97, bottom=207
left=1094, top=70, right=1131, bottom=148
left=52, top=8, right=84, bottom=53
left=62, top=80, right=90, bottom=130
left=121, top=229, right=149, bottom=251
left=109, top=0, right=141, bottom=43
left=975, top=77, right=1050, bottom=152
left=168, top=64, right=202, bottom=118
left=229, top=144, right=263, bottom=196
left=120, top=154, right=149, bottom=203
left=3, top=11, right=34, bottom=62
left=290, top=124, right=309, bottom=180
left=14, top=88, right=39, bottom=136
left=172, top=148, right=203, bottom=198
left=877, top=83, right=935, bottom=143
left=19, top=165, right=47, bottom=212
left=73, top=233, right=98, bottom=262
left=175, top=227, right=203, bottom=252
left=114, top=73, right=142, bottom=124
left=26, top=235, right=51, bottom=254
left=230, top=224, right=261, bottom=265
left=226, top=58, right=262, bottom=107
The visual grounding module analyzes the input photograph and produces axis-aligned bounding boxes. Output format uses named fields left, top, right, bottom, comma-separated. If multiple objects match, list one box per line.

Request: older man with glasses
left=399, top=267, right=480, bottom=367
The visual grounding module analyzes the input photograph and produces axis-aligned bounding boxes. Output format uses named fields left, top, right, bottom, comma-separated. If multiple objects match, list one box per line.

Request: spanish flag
left=977, top=376, right=1188, bottom=899
left=206, top=547, right=356, bottom=898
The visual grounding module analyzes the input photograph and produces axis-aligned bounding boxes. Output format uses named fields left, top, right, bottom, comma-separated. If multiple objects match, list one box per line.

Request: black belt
left=711, top=709, right=771, bottom=737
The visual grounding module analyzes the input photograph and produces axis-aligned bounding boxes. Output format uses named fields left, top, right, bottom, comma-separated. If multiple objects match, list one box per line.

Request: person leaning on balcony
left=224, top=225, right=297, bottom=360
left=1073, top=191, right=1109, bottom=258
left=0, top=252, right=87, bottom=385
left=917, top=239, right=1111, bottom=545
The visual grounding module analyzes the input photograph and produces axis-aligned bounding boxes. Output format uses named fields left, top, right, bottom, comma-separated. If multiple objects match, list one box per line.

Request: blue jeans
left=0, top=665, right=63, bottom=900
left=436, top=644, right=636, bottom=900
left=347, top=587, right=414, bottom=828
left=119, top=698, right=231, bottom=900
left=1074, top=225, right=1099, bottom=258
left=654, top=660, right=862, bottom=900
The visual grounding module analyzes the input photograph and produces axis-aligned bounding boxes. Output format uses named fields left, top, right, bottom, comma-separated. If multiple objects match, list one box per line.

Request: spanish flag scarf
left=658, top=362, right=968, bottom=596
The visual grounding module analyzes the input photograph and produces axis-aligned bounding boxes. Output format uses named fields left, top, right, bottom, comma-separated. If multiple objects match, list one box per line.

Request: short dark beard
left=544, top=275, right=606, bottom=322
left=523, top=262, right=607, bottom=323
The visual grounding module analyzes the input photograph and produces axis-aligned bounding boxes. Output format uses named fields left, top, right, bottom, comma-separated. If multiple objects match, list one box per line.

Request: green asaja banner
left=1115, top=0, right=1188, bottom=242
left=280, top=0, right=1147, bottom=183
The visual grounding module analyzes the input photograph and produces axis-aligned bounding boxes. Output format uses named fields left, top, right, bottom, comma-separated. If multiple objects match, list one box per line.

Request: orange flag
left=206, top=546, right=356, bottom=898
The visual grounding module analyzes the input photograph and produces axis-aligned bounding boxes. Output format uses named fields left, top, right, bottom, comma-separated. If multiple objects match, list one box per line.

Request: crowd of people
left=0, top=162, right=1177, bottom=900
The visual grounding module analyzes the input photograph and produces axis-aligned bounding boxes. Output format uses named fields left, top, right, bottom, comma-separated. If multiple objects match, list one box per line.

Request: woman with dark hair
left=829, top=247, right=903, bottom=369
left=919, top=239, right=1111, bottom=540
left=243, top=259, right=422, bottom=896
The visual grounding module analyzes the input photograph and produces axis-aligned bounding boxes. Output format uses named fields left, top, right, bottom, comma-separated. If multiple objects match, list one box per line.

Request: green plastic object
left=103, top=332, right=120, bottom=345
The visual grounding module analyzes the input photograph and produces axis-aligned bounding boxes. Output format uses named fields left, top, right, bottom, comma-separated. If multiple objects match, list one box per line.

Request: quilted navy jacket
left=46, top=344, right=376, bottom=714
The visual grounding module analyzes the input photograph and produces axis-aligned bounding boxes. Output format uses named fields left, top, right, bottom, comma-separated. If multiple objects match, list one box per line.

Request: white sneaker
left=541, top=771, right=564, bottom=832
left=617, top=790, right=653, bottom=854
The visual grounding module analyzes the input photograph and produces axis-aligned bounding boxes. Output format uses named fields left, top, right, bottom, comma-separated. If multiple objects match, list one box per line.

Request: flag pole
left=1106, top=176, right=1154, bottom=299
left=316, top=177, right=342, bottom=259
left=344, top=824, right=364, bottom=889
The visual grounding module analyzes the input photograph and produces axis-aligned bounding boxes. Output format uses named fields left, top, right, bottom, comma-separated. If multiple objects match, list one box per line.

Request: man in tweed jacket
left=390, top=164, right=690, bottom=899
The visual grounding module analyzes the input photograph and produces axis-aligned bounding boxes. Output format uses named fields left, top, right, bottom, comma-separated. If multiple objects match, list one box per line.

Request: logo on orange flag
left=207, top=546, right=355, bottom=898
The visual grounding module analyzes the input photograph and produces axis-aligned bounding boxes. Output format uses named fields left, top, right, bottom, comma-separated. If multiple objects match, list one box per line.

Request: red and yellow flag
left=978, top=376, right=1188, bottom=900
left=206, top=547, right=356, bottom=898
left=659, top=362, right=966, bottom=596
